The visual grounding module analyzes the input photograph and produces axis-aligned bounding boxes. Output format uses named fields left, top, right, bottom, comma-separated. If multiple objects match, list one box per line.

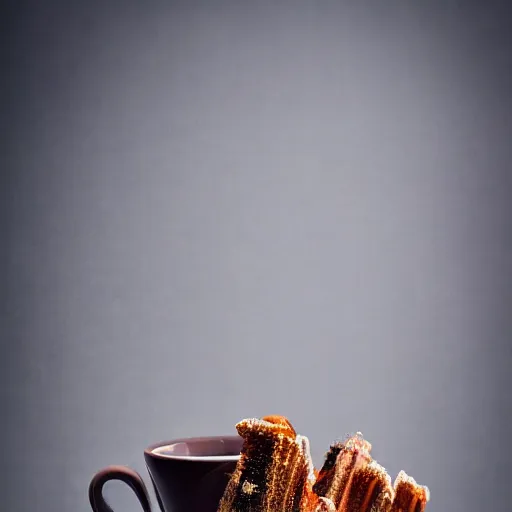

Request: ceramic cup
left=88, top=435, right=243, bottom=512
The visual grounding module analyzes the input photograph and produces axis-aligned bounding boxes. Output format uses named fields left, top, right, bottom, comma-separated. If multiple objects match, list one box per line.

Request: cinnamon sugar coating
left=390, top=471, right=430, bottom=512
left=218, top=417, right=430, bottom=512
left=314, top=435, right=393, bottom=512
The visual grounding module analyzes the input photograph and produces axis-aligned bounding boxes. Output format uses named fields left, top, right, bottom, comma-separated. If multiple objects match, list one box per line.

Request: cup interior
left=151, top=436, right=242, bottom=461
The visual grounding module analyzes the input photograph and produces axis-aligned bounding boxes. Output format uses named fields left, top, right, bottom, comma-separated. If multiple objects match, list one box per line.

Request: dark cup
left=88, top=435, right=243, bottom=512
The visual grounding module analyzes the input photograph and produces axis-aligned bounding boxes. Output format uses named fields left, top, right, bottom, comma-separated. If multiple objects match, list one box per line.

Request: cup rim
left=144, top=435, right=242, bottom=461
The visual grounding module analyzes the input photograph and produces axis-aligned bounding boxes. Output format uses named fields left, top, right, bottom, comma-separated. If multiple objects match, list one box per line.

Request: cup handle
left=88, top=465, right=152, bottom=512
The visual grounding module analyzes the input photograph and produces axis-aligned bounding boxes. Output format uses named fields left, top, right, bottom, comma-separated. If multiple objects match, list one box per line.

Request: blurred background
left=2, top=0, right=511, bottom=510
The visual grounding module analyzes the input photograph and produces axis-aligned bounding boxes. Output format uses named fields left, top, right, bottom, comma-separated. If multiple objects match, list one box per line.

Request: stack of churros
left=218, top=416, right=430, bottom=512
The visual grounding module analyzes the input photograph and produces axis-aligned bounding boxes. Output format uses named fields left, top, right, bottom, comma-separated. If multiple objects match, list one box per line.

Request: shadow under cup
left=89, top=436, right=243, bottom=512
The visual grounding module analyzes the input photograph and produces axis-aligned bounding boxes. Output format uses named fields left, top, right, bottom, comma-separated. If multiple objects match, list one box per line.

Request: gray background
left=2, top=1, right=511, bottom=511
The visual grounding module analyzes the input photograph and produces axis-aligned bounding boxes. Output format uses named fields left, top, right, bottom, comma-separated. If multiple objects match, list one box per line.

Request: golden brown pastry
left=218, top=417, right=429, bottom=512
left=313, top=434, right=393, bottom=512
left=390, top=471, right=430, bottom=512
left=218, top=415, right=334, bottom=512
